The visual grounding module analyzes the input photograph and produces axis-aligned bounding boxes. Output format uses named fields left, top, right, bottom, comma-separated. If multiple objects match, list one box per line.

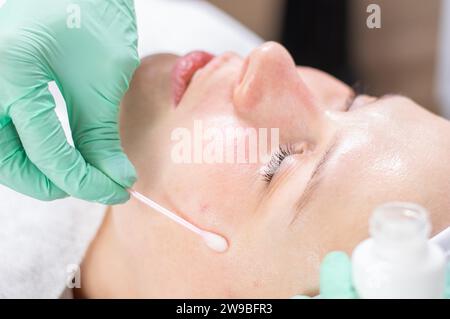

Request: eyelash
left=261, top=144, right=295, bottom=183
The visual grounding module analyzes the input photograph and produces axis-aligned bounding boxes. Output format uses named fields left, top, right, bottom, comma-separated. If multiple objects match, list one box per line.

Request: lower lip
left=171, top=51, right=214, bottom=106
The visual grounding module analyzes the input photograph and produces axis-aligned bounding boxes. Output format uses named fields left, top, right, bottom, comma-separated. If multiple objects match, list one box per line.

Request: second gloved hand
left=0, top=0, right=139, bottom=204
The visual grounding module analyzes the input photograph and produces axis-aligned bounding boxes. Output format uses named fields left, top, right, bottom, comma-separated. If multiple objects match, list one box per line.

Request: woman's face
left=117, top=42, right=450, bottom=297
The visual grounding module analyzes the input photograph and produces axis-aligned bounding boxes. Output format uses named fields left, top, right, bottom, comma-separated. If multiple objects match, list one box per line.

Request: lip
left=171, top=51, right=215, bottom=106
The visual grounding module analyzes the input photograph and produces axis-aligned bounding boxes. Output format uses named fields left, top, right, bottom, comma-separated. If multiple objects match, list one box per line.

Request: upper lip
left=171, top=51, right=215, bottom=106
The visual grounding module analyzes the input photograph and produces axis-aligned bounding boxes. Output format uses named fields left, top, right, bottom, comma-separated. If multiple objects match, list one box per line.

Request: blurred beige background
left=207, top=0, right=443, bottom=114
left=349, top=0, right=441, bottom=114
left=208, top=0, right=286, bottom=40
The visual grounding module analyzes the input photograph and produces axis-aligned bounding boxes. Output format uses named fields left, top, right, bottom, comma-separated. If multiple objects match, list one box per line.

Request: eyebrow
left=289, top=135, right=340, bottom=226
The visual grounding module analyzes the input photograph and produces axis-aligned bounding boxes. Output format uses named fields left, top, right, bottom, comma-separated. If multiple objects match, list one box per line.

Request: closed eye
left=261, top=144, right=295, bottom=183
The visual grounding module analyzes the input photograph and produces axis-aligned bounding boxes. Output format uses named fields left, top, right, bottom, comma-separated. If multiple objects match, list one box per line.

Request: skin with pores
left=78, top=42, right=450, bottom=298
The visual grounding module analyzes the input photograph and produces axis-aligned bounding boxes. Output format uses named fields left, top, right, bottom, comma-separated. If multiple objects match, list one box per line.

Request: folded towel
left=0, top=185, right=105, bottom=298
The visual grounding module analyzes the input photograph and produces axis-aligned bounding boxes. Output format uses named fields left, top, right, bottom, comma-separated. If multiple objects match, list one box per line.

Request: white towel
left=0, top=186, right=106, bottom=298
left=135, top=0, right=263, bottom=58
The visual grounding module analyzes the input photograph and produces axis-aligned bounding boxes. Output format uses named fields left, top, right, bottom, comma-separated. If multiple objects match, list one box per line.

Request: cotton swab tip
left=201, top=231, right=229, bottom=253
left=129, top=189, right=229, bottom=253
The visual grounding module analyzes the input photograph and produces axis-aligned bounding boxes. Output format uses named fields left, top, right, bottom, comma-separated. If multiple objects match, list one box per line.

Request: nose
left=233, top=42, right=321, bottom=140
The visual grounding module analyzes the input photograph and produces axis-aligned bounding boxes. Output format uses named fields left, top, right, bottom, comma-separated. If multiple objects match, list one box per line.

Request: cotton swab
left=129, top=189, right=228, bottom=253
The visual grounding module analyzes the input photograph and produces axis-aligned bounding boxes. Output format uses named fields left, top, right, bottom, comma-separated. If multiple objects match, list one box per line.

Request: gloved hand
left=0, top=0, right=139, bottom=204
left=318, top=252, right=359, bottom=298
left=313, top=251, right=450, bottom=299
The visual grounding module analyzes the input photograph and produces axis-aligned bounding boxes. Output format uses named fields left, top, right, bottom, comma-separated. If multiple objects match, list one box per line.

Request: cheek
left=225, top=214, right=323, bottom=297
left=161, top=116, right=272, bottom=229
left=163, top=162, right=260, bottom=231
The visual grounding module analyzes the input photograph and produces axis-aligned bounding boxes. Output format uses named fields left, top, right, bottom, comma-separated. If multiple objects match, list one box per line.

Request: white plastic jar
left=352, top=202, right=446, bottom=298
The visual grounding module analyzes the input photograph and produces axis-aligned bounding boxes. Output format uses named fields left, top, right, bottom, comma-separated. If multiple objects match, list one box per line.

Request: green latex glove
left=0, top=0, right=139, bottom=204
left=291, top=252, right=357, bottom=299
left=319, top=252, right=359, bottom=299
left=319, top=251, right=450, bottom=299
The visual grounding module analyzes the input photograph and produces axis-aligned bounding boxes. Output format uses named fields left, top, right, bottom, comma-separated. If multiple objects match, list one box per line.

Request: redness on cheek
left=199, top=203, right=210, bottom=214
left=253, top=279, right=262, bottom=288
left=198, top=202, right=220, bottom=227
left=130, top=190, right=228, bottom=253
